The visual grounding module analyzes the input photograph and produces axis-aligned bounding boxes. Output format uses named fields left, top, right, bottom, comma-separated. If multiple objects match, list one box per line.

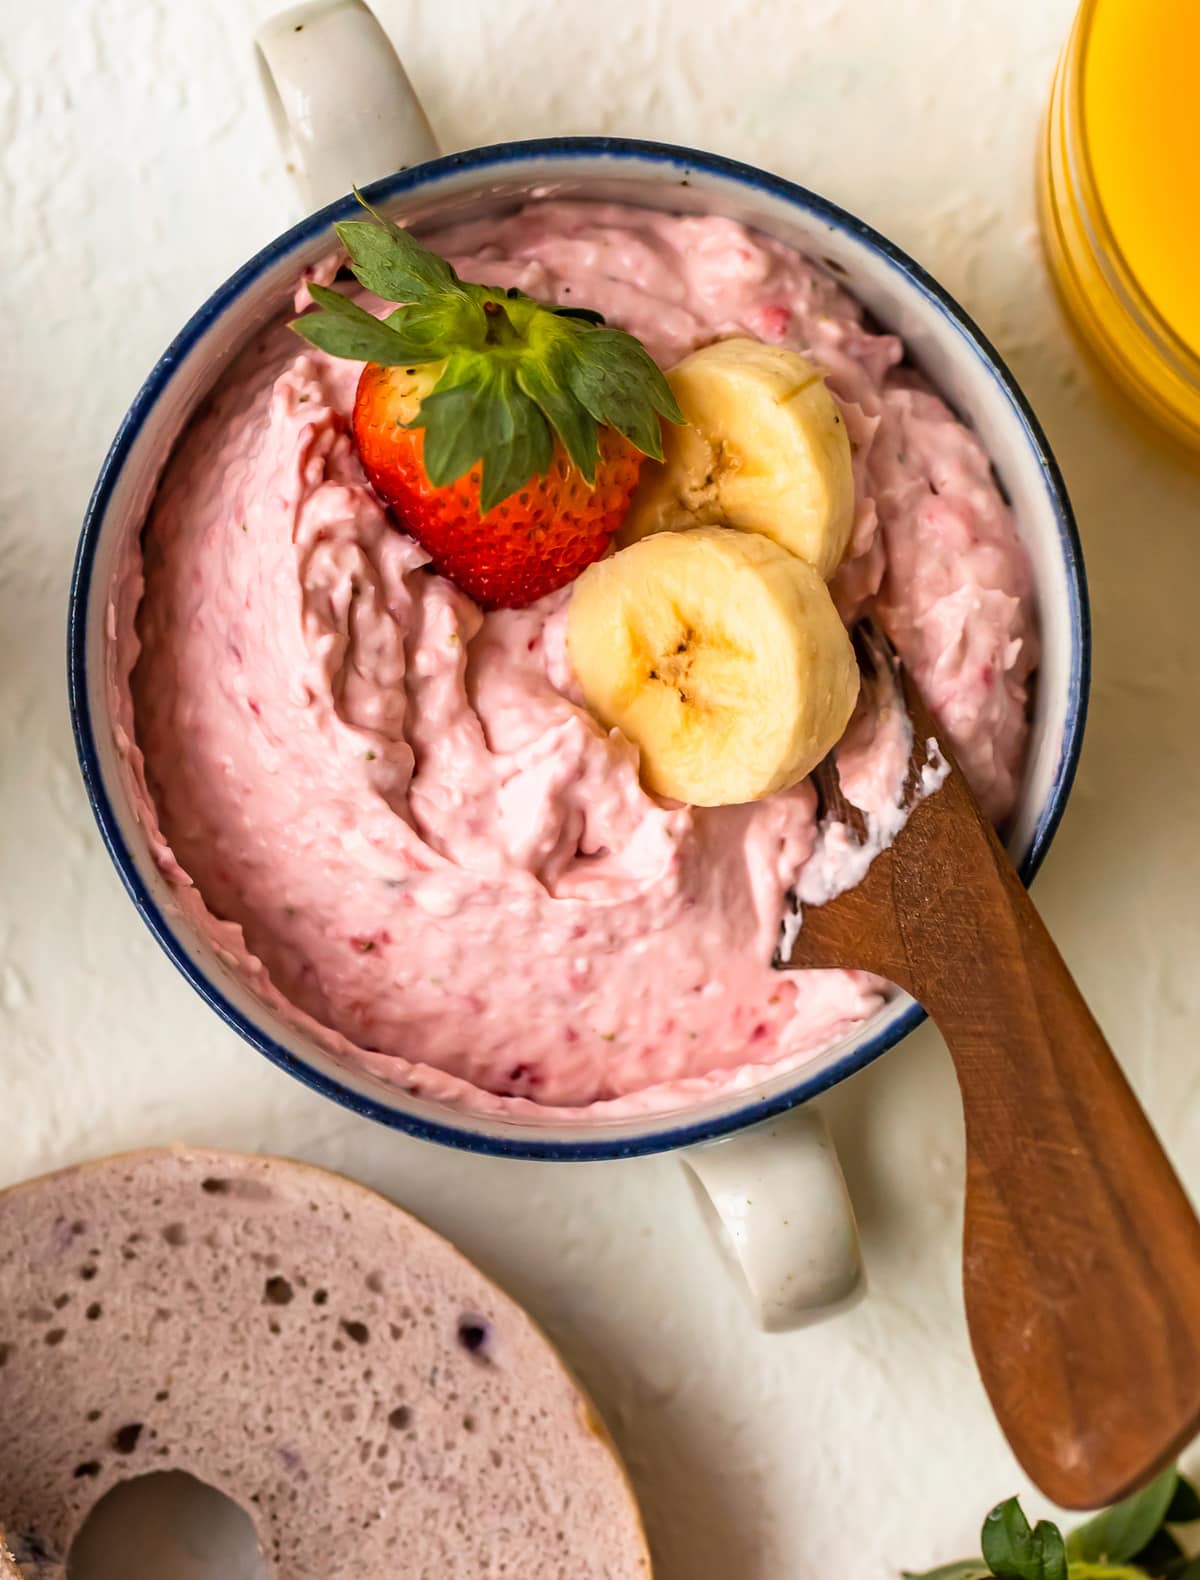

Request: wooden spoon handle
left=903, top=809, right=1200, bottom=1509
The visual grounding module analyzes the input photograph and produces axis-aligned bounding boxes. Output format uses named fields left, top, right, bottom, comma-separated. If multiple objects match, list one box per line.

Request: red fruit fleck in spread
left=750, top=303, right=792, bottom=340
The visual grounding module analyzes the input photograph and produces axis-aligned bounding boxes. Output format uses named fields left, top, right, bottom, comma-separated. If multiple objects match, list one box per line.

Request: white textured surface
left=1, top=0, right=1198, bottom=1575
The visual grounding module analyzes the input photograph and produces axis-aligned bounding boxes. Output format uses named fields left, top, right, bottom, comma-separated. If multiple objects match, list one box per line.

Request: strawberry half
left=291, top=195, right=683, bottom=609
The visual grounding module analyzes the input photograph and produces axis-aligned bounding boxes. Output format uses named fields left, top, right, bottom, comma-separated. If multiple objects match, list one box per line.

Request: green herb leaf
left=1068, top=1469, right=1179, bottom=1565
left=291, top=285, right=438, bottom=366
left=981, top=1499, right=1067, bottom=1580
left=901, top=1562, right=993, bottom=1580
left=1166, top=1477, right=1200, bottom=1525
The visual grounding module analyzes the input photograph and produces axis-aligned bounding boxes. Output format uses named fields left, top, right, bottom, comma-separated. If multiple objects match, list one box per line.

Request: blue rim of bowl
left=68, top=136, right=1090, bottom=1162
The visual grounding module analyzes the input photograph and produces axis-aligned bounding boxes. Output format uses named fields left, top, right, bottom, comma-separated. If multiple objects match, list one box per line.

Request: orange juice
left=1039, top=0, right=1200, bottom=451
left=1084, top=0, right=1200, bottom=356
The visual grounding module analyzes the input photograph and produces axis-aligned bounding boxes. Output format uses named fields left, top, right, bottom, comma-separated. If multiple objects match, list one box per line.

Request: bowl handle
left=255, top=0, right=440, bottom=212
left=682, top=1104, right=864, bottom=1329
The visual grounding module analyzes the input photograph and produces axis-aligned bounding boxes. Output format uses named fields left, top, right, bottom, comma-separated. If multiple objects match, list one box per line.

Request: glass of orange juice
left=1040, top=0, right=1200, bottom=452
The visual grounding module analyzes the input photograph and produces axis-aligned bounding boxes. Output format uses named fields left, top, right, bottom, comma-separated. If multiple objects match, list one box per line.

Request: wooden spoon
left=780, top=623, right=1200, bottom=1510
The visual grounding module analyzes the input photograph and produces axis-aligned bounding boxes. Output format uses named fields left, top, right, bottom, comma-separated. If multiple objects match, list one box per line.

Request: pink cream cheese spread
left=111, top=202, right=1038, bottom=1117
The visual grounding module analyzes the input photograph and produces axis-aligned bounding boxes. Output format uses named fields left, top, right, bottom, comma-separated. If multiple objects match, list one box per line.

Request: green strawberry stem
left=291, top=191, right=683, bottom=514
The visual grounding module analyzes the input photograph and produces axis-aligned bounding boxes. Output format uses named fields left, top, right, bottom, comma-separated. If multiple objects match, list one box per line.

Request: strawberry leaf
left=408, top=372, right=495, bottom=493
left=517, top=352, right=601, bottom=484
left=564, top=328, right=682, bottom=459
left=410, top=358, right=554, bottom=515
left=334, top=217, right=460, bottom=304
left=554, top=304, right=607, bottom=325
left=384, top=295, right=486, bottom=357
left=340, top=188, right=462, bottom=297
left=294, top=202, right=686, bottom=510
left=291, top=285, right=441, bottom=365
left=476, top=382, right=555, bottom=514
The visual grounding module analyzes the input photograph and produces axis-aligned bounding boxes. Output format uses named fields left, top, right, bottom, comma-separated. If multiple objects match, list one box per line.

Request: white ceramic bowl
left=68, top=10, right=1087, bottom=1327
left=70, top=136, right=1088, bottom=1154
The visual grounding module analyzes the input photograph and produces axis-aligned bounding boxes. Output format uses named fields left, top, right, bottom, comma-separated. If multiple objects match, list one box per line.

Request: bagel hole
left=68, top=1471, right=265, bottom=1579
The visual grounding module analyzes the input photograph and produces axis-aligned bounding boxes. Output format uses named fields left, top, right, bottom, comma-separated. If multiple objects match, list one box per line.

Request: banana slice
left=620, top=337, right=854, bottom=579
left=567, top=526, right=859, bottom=807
